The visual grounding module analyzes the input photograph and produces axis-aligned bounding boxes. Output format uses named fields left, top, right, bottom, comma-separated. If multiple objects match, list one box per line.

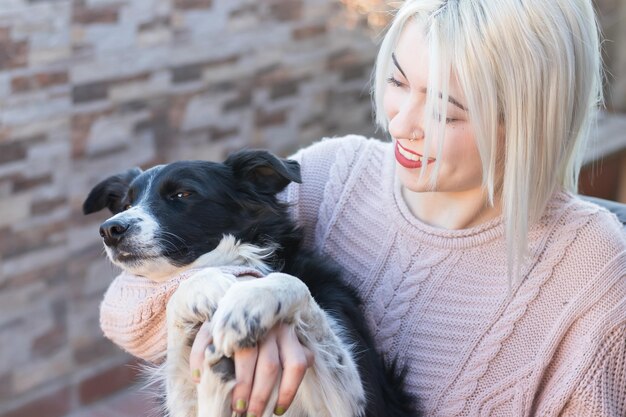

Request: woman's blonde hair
left=372, top=0, right=603, bottom=286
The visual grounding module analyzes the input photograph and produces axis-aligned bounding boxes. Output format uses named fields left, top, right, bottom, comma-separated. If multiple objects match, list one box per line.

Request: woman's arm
left=559, top=321, right=626, bottom=416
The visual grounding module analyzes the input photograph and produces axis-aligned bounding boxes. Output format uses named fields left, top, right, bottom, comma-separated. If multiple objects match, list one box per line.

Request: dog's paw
left=204, top=344, right=236, bottom=382
left=211, top=283, right=280, bottom=357
left=167, top=268, right=236, bottom=333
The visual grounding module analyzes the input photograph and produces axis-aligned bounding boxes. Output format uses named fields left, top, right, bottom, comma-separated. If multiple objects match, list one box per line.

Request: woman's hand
left=190, top=321, right=314, bottom=416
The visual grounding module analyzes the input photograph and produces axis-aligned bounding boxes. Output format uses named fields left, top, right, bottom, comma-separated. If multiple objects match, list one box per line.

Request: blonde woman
left=101, top=0, right=626, bottom=415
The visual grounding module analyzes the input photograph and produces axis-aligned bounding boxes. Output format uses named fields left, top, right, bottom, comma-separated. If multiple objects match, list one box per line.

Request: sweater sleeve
left=279, top=135, right=369, bottom=251
left=559, top=320, right=626, bottom=416
left=100, top=266, right=265, bottom=363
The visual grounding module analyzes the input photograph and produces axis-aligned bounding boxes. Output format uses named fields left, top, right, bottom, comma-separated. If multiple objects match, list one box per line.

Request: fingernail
left=231, top=412, right=243, bottom=417
left=274, top=405, right=286, bottom=415
left=192, top=369, right=201, bottom=380
left=235, top=399, right=247, bottom=411
left=246, top=414, right=256, bottom=417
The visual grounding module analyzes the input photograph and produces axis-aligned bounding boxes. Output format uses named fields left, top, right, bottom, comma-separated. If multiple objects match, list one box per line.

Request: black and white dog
left=83, top=150, right=418, bottom=417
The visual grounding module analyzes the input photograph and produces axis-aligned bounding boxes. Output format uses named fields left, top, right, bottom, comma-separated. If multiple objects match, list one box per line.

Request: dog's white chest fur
left=160, top=236, right=365, bottom=417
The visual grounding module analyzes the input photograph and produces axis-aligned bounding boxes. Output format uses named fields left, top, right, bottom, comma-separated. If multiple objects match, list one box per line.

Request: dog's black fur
left=83, top=150, right=419, bottom=417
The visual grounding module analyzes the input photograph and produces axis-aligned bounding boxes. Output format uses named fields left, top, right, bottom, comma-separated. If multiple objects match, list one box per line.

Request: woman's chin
left=396, top=165, right=435, bottom=193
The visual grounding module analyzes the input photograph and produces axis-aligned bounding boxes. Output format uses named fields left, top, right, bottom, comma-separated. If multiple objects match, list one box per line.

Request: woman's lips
left=394, top=140, right=435, bottom=169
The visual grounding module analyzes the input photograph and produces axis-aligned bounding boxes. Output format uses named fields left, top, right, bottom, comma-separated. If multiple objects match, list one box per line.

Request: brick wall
left=0, top=1, right=378, bottom=416
left=596, top=0, right=626, bottom=111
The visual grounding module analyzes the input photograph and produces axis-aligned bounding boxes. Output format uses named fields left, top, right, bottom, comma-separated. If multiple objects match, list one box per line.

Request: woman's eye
left=386, top=76, right=404, bottom=88
left=433, top=112, right=459, bottom=124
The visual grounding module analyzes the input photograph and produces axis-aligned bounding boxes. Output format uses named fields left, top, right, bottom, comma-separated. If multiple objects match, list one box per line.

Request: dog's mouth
left=106, top=244, right=161, bottom=264
left=116, top=250, right=144, bottom=262
left=104, top=242, right=188, bottom=282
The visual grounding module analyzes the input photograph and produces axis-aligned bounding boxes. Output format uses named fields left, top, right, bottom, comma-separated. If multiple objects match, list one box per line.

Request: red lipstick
left=394, top=141, right=435, bottom=169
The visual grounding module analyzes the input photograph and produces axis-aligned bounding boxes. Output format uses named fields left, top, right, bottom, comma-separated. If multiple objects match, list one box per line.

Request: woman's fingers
left=191, top=322, right=315, bottom=416
left=189, top=321, right=213, bottom=383
left=274, top=325, right=314, bottom=415
left=231, top=345, right=260, bottom=413
left=245, top=330, right=282, bottom=417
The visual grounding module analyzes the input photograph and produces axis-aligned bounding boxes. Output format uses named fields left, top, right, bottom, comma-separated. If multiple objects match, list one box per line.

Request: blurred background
left=0, top=1, right=624, bottom=416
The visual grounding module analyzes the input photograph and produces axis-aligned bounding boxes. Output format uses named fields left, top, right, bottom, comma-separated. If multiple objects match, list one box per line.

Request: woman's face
left=384, top=20, right=483, bottom=194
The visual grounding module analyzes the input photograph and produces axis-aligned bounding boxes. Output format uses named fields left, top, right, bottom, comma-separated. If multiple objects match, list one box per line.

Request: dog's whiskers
left=152, top=231, right=189, bottom=253
left=161, top=230, right=188, bottom=245
left=156, top=237, right=188, bottom=254
left=159, top=231, right=189, bottom=251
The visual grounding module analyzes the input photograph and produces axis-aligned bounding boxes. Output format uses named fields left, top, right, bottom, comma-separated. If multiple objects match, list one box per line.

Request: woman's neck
left=401, top=186, right=503, bottom=230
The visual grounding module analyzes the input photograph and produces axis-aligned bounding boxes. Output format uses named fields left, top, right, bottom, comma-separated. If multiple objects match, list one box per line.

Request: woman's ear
left=224, top=149, right=302, bottom=195
left=82, top=167, right=142, bottom=215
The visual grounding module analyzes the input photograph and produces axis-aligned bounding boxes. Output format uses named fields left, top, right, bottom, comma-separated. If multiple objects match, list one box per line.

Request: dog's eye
left=173, top=191, right=192, bottom=199
left=123, top=204, right=132, bottom=210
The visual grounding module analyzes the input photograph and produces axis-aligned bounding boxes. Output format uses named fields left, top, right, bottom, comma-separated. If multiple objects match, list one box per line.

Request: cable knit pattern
left=280, top=135, right=626, bottom=416
left=100, top=135, right=626, bottom=416
left=437, top=202, right=598, bottom=415
left=315, top=135, right=367, bottom=249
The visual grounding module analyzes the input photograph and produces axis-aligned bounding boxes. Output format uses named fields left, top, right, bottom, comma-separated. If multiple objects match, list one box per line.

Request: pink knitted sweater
left=100, top=266, right=264, bottom=363
left=100, top=135, right=626, bottom=416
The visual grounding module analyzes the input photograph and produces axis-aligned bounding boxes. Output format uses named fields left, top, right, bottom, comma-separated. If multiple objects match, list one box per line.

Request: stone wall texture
left=0, top=1, right=623, bottom=416
left=0, top=1, right=378, bottom=415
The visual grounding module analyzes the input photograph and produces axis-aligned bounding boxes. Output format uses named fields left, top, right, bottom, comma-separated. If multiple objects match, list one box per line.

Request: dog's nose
left=99, top=219, right=130, bottom=246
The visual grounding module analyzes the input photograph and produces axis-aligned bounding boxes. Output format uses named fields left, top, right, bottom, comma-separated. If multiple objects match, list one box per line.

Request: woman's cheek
left=383, top=87, right=400, bottom=119
left=446, top=130, right=483, bottom=179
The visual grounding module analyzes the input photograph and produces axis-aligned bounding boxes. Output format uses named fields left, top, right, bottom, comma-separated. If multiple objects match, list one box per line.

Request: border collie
left=83, top=150, right=418, bottom=417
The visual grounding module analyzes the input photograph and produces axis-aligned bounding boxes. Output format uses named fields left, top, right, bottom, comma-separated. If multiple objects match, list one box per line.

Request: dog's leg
left=166, top=268, right=237, bottom=417
left=211, top=272, right=366, bottom=417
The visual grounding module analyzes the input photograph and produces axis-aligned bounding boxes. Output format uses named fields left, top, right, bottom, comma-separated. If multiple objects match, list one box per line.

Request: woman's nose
left=388, top=106, right=425, bottom=142
left=387, top=93, right=426, bottom=141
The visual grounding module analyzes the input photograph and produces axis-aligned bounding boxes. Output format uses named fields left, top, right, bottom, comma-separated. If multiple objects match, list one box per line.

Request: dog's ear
left=225, top=150, right=301, bottom=194
left=82, top=168, right=142, bottom=215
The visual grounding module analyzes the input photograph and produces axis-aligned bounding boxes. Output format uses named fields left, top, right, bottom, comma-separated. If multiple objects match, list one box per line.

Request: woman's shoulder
left=540, top=192, right=626, bottom=293
left=289, top=134, right=390, bottom=165
left=286, top=134, right=392, bottom=202
left=555, top=193, right=626, bottom=253
left=280, top=135, right=392, bottom=248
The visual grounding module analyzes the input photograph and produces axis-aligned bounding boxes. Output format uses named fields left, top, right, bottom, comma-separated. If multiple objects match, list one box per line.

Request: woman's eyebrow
left=391, top=52, right=408, bottom=79
left=391, top=52, right=468, bottom=112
